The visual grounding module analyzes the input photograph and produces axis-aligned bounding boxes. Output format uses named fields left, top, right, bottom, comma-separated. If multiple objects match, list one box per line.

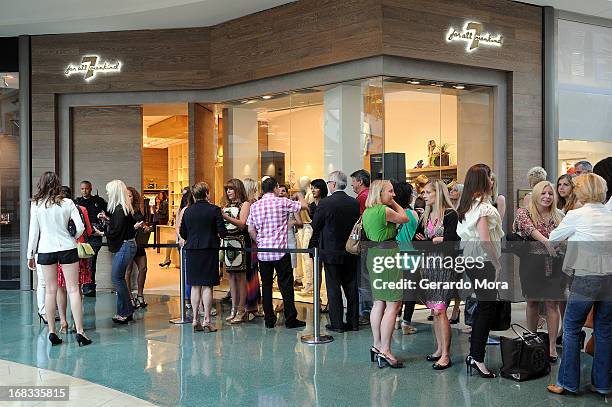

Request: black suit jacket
left=179, top=201, right=227, bottom=249
left=311, top=191, right=360, bottom=264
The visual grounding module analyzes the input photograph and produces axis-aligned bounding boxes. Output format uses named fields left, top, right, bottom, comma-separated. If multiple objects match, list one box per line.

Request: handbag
left=345, top=216, right=363, bottom=255
left=500, top=324, right=550, bottom=381
left=490, top=300, right=512, bottom=331
left=77, top=242, right=95, bottom=258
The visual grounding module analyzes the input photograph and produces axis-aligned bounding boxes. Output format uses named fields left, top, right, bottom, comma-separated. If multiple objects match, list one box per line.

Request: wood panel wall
left=71, top=106, right=142, bottom=195
left=189, top=103, right=217, bottom=202
left=31, top=0, right=543, bottom=208
left=142, top=148, right=168, bottom=190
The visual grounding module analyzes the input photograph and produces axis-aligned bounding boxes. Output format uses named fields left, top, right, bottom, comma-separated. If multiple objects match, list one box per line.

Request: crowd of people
left=26, top=156, right=612, bottom=397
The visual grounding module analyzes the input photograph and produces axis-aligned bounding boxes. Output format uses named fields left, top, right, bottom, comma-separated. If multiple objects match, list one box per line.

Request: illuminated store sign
left=446, top=22, right=503, bottom=52
left=64, top=55, right=121, bottom=81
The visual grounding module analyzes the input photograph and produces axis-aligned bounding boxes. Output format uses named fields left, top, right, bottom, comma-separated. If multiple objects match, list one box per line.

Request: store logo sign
left=446, top=22, right=503, bottom=52
left=64, top=55, right=121, bottom=81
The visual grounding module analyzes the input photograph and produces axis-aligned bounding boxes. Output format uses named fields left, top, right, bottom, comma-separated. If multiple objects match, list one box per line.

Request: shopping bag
left=500, top=324, right=550, bottom=381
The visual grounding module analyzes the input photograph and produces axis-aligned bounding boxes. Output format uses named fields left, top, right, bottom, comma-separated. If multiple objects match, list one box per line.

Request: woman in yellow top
left=363, top=180, right=408, bottom=369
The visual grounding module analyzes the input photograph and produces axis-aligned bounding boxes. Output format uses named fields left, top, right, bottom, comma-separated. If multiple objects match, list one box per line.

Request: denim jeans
left=558, top=275, right=612, bottom=394
left=112, top=240, right=137, bottom=317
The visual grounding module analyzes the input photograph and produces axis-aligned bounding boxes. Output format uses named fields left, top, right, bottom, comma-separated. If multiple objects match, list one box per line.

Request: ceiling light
left=262, top=95, right=272, bottom=100
left=245, top=100, right=256, bottom=104
left=409, top=81, right=420, bottom=85
left=454, top=85, right=465, bottom=90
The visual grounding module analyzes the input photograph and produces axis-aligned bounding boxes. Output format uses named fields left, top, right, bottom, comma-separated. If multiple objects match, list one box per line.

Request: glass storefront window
left=218, top=75, right=493, bottom=200
left=0, top=72, right=20, bottom=286
left=557, top=19, right=612, bottom=175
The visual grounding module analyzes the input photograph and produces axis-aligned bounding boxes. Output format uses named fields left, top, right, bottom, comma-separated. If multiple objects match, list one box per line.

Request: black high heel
left=75, top=333, right=92, bottom=347
left=376, top=353, right=404, bottom=369
left=370, top=346, right=380, bottom=362
left=38, top=312, right=48, bottom=325
left=48, top=333, right=62, bottom=346
left=159, top=260, right=171, bottom=268
left=426, top=354, right=441, bottom=362
left=465, top=355, right=496, bottom=378
left=449, top=310, right=461, bottom=325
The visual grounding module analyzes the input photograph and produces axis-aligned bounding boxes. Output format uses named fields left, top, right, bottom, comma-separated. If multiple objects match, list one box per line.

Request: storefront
left=19, top=0, right=545, bottom=291
left=0, top=36, right=19, bottom=289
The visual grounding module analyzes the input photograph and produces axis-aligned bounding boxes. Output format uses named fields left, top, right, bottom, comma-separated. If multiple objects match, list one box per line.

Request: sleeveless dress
left=222, top=202, right=251, bottom=273
left=363, top=204, right=402, bottom=302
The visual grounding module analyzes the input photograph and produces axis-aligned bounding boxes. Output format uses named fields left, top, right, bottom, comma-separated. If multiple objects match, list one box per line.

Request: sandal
left=131, top=298, right=139, bottom=309
left=203, top=323, right=218, bottom=333
left=136, top=295, right=148, bottom=308
left=401, top=324, right=417, bottom=335
left=547, top=384, right=574, bottom=395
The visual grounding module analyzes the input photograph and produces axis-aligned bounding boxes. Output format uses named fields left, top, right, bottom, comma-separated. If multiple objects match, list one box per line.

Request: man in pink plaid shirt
left=248, top=177, right=308, bottom=328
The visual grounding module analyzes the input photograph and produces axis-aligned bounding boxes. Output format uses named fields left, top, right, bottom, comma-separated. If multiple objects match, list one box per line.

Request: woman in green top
left=391, top=180, right=419, bottom=336
left=363, top=180, right=408, bottom=369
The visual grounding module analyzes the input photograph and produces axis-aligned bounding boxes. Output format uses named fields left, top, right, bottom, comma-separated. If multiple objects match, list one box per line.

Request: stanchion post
left=170, top=246, right=192, bottom=324
left=301, top=247, right=333, bottom=344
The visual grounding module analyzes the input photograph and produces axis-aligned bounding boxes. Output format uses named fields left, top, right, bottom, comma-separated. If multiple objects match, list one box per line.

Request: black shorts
left=37, top=248, right=79, bottom=265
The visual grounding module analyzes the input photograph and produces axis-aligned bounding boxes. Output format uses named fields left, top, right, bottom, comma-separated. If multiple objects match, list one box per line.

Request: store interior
left=138, top=77, right=495, bottom=303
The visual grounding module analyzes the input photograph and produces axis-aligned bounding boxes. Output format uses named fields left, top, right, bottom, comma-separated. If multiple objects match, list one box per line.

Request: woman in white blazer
left=27, top=172, right=92, bottom=347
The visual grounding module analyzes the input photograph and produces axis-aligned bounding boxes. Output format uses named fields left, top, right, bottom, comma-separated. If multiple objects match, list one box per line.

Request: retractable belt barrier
left=102, top=240, right=519, bottom=345
left=101, top=242, right=334, bottom=345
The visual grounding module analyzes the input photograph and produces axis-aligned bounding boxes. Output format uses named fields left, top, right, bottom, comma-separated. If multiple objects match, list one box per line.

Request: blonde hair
left=574, top=173, right=607, bottom=204
left=106, top=180, right=134, bottom=216
left=191, top=182, right=210, bottom=201
left=420, top=180, right=455, bottom=228
left=243, top=178, right=258, bottom=203
left=365, top=180, right=390, bottom=208
left=528, top=181, right=564, bottom=226
left=527, top=166, right=547, bottom=188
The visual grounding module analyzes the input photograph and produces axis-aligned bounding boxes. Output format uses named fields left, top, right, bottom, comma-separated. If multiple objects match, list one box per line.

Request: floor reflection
left=0, top=291, right=605, bottom=406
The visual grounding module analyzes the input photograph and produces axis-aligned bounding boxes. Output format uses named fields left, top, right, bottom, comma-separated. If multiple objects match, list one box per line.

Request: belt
left=124, top=238, right=136, bottom=243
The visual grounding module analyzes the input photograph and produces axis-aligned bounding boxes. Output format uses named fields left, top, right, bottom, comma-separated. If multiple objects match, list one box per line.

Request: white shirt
left=606, top=198, right=612, bottom=211
left=549, top=202, right=612, bottom=276
left=27, top=198, right=85, bottom=259
left=457, top=199, right=504, bottom=261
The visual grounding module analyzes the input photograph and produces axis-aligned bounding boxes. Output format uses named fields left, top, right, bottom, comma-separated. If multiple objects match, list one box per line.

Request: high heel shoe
left=159, top=260, right=171, bottom=268
left=370, top=346, right=380, bottom=362
left=465, top=356, right=496, bottom=378
left=135, top=295, right=148, bottom=308
left=203, top=323, right=217, bottom=333
left=193, top=323, right=204, bottom=332
left=75, top=333, right=92, bottom=347
left=230, top=310, right=247, bottom=324
left=225, top=308, right=237, bottom=322
left=38, top=312, right=49, bottom=325
left=376, top=353, right=404, bottom=369
left=48, top=333, right=63, bottom=346
left=112, top=315, right=129, bottom=324
left=449, top=310, right=461, bottom=325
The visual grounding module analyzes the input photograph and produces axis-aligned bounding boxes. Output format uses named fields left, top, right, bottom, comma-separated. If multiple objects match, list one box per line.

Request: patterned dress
left=58, top=205, right=92, bottom=287
left=222, top=202, right=251, bottom=273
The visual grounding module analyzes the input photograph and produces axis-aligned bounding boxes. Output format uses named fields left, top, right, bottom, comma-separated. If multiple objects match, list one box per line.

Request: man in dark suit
left=312, top=170, right=361, bottom=332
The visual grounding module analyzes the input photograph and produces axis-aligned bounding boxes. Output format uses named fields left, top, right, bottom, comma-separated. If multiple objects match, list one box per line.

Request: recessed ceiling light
left=409, top=81, right=420, bottom=85
left=262, top=95, right=272, bottom=100
left=454, top=85, right=465, bottom=90
left=240, top=100, right=249, bottom=104
left=245, top=100, right=256, bottom=104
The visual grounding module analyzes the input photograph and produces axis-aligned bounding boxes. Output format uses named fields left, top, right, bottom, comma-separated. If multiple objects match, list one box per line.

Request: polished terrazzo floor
left=0, top=290, right=606, bottom=406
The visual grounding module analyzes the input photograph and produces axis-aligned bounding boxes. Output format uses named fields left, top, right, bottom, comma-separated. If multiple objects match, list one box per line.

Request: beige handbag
left=345, top=216, right=363, bottom=255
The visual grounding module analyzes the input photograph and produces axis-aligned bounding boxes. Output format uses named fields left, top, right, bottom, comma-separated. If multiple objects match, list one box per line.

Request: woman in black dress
left=179, top=182, right=227, bottom=332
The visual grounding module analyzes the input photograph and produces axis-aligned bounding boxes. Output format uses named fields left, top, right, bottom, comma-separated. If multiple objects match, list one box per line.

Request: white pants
left=295, top=224, right=313, bottom=287
left=288, top=229, right=298, bottom=269
left=35, top=255, right=46, bottom=315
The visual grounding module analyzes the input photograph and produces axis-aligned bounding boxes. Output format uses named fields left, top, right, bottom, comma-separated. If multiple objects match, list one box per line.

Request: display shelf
left=407, top=165, right=457, bottom=183
left=168, top=142, right=189, bottom=223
